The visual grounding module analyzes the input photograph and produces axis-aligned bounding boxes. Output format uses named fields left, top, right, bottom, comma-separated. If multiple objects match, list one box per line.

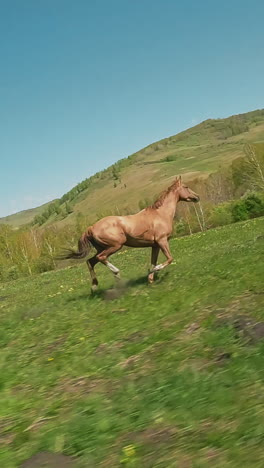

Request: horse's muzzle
left=187, top=196, right=200, bottom=202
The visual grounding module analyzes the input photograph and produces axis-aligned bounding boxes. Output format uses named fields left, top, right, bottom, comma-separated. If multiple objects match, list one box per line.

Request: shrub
left=231, top=200, right=249, bottom=222
left=6, top=266, right=20, bottom=281
left=175, top=220, right=188, bottom=236
left=208, top=204, right=233, bottom=227
left=232, top=194, right=264, bottom=222
left=34, top=257, right=55, bottom=274
left=244, top=194, right=264, bottom=218
left=138, top=198, right=152, bottom=210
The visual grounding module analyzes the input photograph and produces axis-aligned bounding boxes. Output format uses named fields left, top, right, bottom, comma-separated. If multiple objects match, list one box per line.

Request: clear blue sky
left=1, top=0, right=263, bottom=217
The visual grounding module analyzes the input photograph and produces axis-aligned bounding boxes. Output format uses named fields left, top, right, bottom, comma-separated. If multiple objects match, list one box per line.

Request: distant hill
left=2, top=108, right=264, bottom=228
left=0, top=201, right=53, bottom=227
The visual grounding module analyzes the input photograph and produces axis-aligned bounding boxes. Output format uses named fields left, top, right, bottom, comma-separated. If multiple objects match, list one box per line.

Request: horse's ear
left=179, top=175, right=182, bottom=185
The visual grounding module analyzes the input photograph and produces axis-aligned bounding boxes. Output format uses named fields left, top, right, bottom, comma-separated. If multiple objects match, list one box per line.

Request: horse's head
left=176, top=176, right=200, bottom=203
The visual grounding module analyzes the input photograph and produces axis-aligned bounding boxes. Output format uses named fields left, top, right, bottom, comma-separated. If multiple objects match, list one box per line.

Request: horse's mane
left=149, top=178, right=180, bottom=209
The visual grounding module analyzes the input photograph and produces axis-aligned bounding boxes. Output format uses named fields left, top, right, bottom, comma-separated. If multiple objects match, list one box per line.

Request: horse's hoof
left=91, top=284, right=98, bottom=293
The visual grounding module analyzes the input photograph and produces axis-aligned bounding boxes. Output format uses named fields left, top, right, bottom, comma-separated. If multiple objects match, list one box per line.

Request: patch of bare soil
left=20, top=452, right=76, bottom=468
left=214, top=292, right=264, bottom=344
left=0, top=432, right=15, bottom=447
left=55, top=375, right=120, bottom=398
left=123, top=331, right=145, bottom=343
left=58, top=376, right=106, bottom=395
left=118, top=354, right=141, bottom=370
left=117, top=424, right=178, bottom=448
left=216, top=314, right=264, bottom=344
left=179, top=358, right=211, bottom=372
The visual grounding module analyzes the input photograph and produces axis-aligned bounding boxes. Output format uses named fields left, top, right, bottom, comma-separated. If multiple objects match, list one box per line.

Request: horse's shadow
left=66, top=272, right=169, bottom=302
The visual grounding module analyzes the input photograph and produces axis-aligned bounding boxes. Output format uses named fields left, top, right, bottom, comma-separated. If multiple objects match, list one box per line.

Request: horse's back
left=91, top=216, right=126, bottom=246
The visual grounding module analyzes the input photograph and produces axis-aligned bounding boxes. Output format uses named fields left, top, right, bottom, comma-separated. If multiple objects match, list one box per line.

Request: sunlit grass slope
left=0, top=217, right=264, bottom=466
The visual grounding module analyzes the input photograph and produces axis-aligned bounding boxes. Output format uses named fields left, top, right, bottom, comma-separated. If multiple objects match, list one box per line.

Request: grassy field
left=0, top=217, right=264, bottom=467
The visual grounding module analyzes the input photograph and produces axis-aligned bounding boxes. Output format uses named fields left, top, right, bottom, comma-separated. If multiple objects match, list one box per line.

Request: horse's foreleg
left=148, top=245, right=160, bottom=283
left=150, top=238, right=173, bottom=273
left=96, top=245, right=122, bottom=279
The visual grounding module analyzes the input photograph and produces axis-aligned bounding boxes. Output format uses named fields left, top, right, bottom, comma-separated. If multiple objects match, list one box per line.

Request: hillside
left=1, top=217, right=264, bottom=467
left=1, top=108, right=264, bottom=228
left=34, top=108, right=264, bottom=227
left=0, top=201, right=53, bottom=228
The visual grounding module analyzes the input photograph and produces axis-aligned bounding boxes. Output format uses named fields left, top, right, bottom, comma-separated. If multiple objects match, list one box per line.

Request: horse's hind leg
left=148, top=245, right=160, bottom=284
left=96, top=245, right=122, bottom=279
left=87, top=254, right=100, bottom=291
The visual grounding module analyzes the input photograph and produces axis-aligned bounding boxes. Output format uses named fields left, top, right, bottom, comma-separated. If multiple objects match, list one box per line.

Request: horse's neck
left=157, top=192, right=179, bottom=224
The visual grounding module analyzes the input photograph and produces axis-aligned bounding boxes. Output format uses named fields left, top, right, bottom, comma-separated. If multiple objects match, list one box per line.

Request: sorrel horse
left=62, top=177, right=199, bottom=291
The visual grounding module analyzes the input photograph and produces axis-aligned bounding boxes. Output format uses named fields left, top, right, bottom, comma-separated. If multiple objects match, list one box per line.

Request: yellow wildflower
left=123, top=445, right=136, bottom=457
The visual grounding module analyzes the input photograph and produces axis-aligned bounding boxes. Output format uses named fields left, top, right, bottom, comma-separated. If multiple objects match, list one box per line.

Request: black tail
left=58, top=230, right=92, bottom=260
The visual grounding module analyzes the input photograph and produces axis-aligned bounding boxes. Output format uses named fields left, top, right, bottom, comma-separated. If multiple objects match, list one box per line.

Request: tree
left=0, top=225, right=14, bottom=261
left=206, top=167, right=234, bottom=203
left=112, top=164, right=121, bottom=183
left=65, top=202, right=73, bottom=214
left=243, top=144, right=264, bottom=191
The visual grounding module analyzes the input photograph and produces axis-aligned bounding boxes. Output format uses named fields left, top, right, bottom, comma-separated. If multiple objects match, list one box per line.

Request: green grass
left=1, top=217, right=264, bottom=467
